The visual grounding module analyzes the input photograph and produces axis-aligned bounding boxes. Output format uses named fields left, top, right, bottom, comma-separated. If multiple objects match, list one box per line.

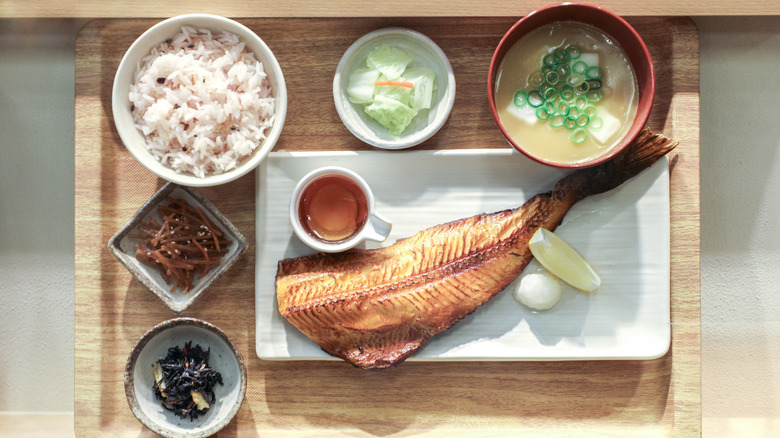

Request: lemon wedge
left=528, top=228, right=601, bottom=292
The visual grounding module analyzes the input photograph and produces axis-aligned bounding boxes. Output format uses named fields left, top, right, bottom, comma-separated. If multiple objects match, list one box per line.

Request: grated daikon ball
left=513, top=271, right=562, bottom=311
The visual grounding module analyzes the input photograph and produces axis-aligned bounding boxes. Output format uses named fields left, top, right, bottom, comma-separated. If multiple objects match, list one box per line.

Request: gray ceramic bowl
left=333, top=27, right=456, bottom=149
left=108, top=182, right=248, bottom=313
left=125, top=317, right=246, bottom=438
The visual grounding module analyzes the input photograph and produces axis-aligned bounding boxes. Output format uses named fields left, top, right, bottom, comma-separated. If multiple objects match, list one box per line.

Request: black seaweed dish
left=152, top=341, right=224, bottom=420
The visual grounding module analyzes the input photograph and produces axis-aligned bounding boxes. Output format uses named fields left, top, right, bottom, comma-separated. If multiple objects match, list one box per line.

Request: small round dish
left=124, top=317, right=246, bottom=438
left=112, top=14, right=287, bottom=187
left=487, top=3, right=655, bottom=168
left=333, top=27, right=456, bottom=150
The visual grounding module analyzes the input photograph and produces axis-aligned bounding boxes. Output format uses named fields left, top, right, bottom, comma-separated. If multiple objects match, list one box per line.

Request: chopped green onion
left=540, top=85, right=557, bottom=101
left=572, top=128, right=588, bottom=144
left=536, top=107, right=551, bottom=120
left=586, top=66, right=603, bottom=79
left=513, top=90, right=528, bottom=107
left=568, top=74, right=585, bottom=87
left=517, top=44, right=608, bottom=142
left=528, top=90, right=544, bottom=107
left=584, top=79, right=602, bottom=90
left=572, top=61, right=587, bottom=75
left=586, top=89, right=603, bottom=102
left=556, top=63, right=570, bottom=78
left=549, top=114, right=565, bottom=128
left=553, top=49, right=567, bottom=64
left=544, top=70, right=559, bottom=85
left=542, top=101, right=556, bottom=116
left=559, top=84, right=574, bottom=100
left=566, top=45, right=582, bottom=59
left=529, top=71, right=545, bottom=87
left=558, top=100, right=570, bottom=116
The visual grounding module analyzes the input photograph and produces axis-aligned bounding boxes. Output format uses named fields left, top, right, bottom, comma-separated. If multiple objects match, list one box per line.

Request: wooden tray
left=75, top=17, right=700, bottom=436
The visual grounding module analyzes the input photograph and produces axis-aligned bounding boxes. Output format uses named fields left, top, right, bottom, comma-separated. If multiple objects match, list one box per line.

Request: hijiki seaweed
left=152, top=341, right=223, bottom=420
left=131, top=197, right=232, bottom=293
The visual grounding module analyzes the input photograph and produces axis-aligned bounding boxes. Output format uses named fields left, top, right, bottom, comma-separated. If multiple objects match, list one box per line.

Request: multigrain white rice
left=129, top=26, right=275, bottom=178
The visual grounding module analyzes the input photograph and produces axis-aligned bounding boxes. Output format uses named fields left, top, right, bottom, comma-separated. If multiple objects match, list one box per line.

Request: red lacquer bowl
left=488, top=3, right=655, bottom=168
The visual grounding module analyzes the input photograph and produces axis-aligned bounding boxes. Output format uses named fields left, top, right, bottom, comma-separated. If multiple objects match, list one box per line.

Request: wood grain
left=4, top=1, right=780, bottom=18
left=0, top=413, right=75, bottom=437
left=75, top=17, right=700, bottom=436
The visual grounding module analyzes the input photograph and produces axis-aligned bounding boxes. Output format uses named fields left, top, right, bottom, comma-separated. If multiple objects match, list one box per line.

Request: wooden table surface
left=5, top=1, right=780, bottom=17
left=75, top=16, right=700, bottom=437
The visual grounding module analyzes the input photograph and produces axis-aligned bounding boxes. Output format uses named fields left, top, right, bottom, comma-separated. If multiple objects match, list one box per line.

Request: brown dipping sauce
left=298, top=174, right=368, bottom=242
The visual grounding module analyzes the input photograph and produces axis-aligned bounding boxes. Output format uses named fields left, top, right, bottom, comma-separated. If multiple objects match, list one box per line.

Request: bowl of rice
left=113, top=14, right=287, bottom=186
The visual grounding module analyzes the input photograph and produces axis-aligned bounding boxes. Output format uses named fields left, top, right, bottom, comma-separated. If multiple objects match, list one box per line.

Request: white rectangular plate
left=255, top=149, right=670, bottom=361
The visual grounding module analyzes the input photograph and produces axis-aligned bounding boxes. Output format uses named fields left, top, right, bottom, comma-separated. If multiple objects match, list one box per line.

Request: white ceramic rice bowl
left=112, top=14, right=287, bottom=187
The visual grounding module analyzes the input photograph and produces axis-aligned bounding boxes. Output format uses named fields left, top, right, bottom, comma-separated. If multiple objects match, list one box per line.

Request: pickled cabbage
left=347, top=67, right=381, bottom=104
left=364, top=95, right=418, bottom=137
left=346, top=44, right=437, bottom=137
left=402, top=67, right=435, bottom=111
left=366, top=44, right=412, bottom=80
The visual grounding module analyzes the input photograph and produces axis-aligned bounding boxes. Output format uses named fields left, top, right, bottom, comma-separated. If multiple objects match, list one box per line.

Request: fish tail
left=553, top=128, right=679, bottom=202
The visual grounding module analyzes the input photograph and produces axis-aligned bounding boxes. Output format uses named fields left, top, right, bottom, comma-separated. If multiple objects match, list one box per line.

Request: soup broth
left=495, top=22, right=639, bottom=165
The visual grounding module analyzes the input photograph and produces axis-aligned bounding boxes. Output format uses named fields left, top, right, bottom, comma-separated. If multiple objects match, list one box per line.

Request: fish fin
left=554, top=128, right=679, bottom=201
left=334, top=338, right=426, bottom=369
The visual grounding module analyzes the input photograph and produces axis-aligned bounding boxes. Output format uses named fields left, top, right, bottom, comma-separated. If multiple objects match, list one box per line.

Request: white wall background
left=0, top=19, right=79, bottom=413
left=1, top=15, right=779, bottom=436
left=698, top=16, right=780, bottom=436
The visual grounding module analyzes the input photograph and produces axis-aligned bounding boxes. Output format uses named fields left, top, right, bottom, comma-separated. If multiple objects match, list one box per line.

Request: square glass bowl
left=108, top=183, right=248, bottom=313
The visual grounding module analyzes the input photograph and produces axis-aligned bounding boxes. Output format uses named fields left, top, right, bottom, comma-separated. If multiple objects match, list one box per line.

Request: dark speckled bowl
left=124, top=317, right=246, bottom=438
left=107, top=182, right=248, bottom=314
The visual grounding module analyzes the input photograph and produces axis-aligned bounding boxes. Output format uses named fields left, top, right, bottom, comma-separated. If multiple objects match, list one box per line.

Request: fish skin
left=275, top=129, right=678, bottom=369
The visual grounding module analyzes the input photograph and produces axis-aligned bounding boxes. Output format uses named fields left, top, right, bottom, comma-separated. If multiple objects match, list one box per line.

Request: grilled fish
left=276, top=129, right=678, bottom=369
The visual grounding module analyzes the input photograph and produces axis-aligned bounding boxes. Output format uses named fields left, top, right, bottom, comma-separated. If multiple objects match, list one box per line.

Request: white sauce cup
left=289, top=166, right=392, bottom=253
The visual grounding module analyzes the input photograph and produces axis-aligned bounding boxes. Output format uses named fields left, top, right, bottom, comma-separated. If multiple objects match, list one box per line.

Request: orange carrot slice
left=374, top=80, right=414, bottom=89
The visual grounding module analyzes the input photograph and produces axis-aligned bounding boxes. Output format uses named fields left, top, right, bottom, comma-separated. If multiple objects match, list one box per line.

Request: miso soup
left=495, top=22, right=638, bottom=165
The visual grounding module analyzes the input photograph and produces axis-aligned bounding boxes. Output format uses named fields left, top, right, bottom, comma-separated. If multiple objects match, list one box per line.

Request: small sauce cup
left=289, top=166, right=392, bottom=253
